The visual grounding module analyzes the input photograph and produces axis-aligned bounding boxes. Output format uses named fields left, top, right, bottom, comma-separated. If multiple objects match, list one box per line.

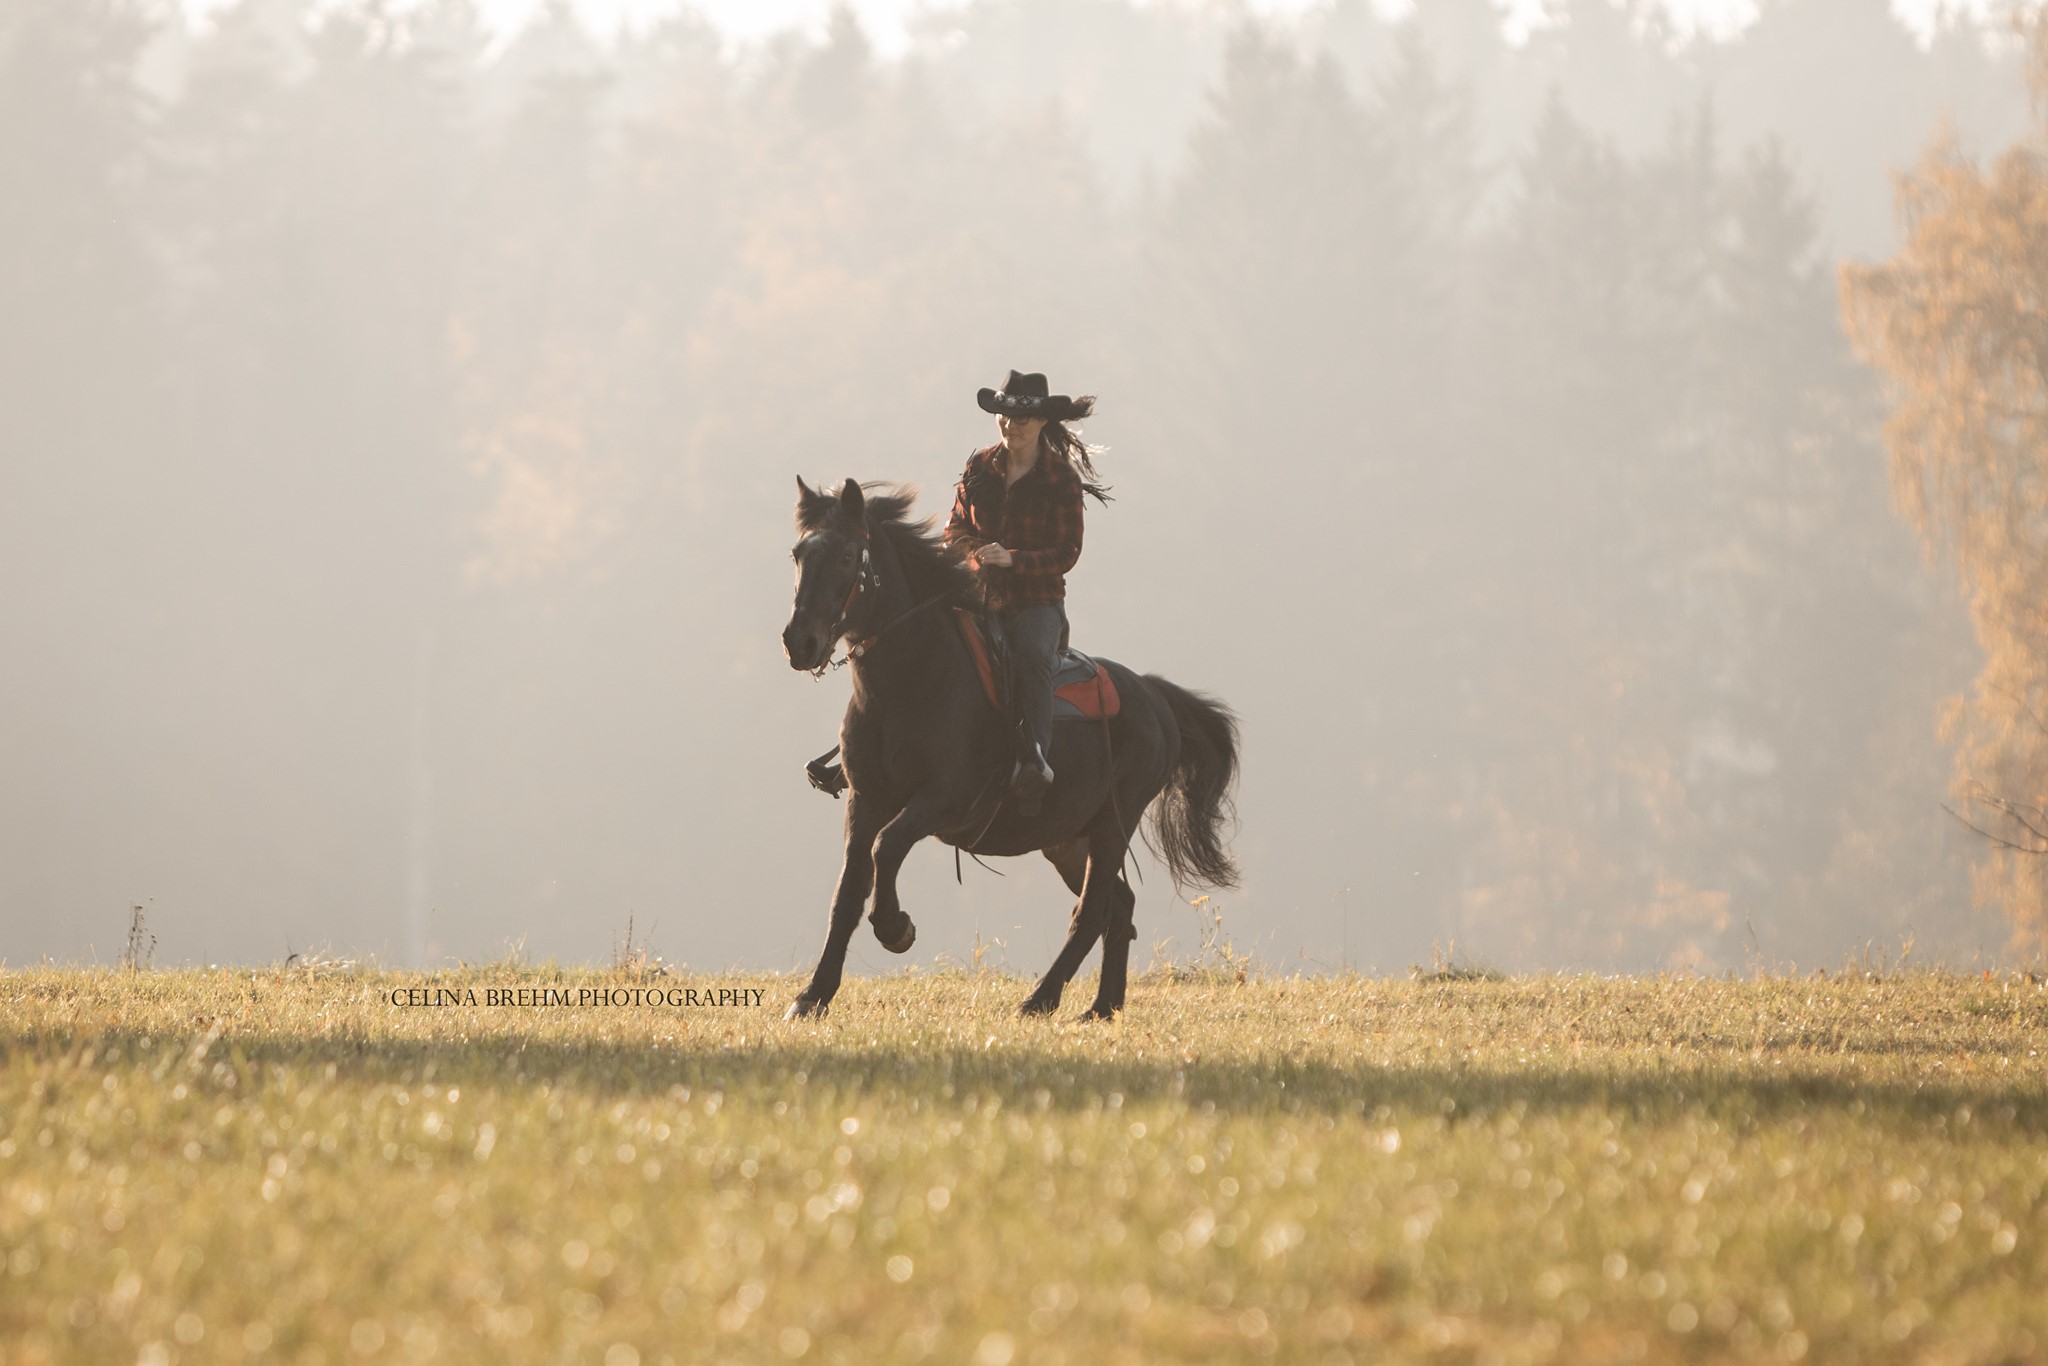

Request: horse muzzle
left=783, top=621, right=831, bottom=672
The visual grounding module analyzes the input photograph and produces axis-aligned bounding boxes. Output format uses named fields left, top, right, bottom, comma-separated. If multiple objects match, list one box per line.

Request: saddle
left=802, top=608, right=1118, bottom=801
left=953, top=607, right=1119, bottom=722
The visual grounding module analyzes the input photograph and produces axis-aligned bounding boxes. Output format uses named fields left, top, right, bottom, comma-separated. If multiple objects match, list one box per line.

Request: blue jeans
left=1001, top=602, right=1066, bottom=759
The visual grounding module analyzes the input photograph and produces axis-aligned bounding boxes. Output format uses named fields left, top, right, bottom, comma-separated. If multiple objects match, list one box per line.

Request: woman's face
left=998, top=412, right=1046, bottom=450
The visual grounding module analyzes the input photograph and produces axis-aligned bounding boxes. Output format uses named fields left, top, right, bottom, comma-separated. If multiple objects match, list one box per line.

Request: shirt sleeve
left=943, top=455, right=986, bottom=556
left=1006, top=464, right=1084, bottom=576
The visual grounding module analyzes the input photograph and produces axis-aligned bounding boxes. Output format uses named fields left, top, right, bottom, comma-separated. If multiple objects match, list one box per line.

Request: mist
left=3, top=0, right=2037, bottom=975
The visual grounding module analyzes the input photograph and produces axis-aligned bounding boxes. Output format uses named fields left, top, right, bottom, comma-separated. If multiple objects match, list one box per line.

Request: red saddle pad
left=952, top=609, right=1121, bottom=720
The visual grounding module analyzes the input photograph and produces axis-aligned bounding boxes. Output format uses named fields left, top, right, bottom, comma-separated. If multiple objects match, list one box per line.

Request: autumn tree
left=1841, top=21, right=2048, bottom=950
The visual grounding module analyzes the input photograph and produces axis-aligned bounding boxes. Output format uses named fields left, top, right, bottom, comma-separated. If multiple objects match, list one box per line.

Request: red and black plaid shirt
left=944, top=443, right=1086, bottom=612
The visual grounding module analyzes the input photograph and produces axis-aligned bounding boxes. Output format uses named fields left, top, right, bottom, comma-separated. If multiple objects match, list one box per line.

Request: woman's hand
left=976, top=544, right=1014, bottom=569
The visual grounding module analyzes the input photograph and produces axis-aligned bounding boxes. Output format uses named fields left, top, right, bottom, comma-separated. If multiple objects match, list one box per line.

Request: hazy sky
left=182, top=0, right=1996, bottom=57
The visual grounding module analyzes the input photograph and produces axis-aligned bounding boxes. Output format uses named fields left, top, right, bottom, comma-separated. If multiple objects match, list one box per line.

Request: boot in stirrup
left=806, top=748, right=848, bottom=798
left=1009, top=722, right=1053, bottom=817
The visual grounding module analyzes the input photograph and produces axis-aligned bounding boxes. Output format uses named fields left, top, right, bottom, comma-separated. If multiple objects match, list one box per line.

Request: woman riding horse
left=945, top=370, right=1110, bottom=815
left=780, top=472, right=1240, bottom=1020
left=806, top=369, right=1110, bottom=815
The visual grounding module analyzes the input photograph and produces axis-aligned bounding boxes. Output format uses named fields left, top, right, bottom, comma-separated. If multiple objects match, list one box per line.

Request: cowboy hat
left=976, top=369, right=1094, bottom=422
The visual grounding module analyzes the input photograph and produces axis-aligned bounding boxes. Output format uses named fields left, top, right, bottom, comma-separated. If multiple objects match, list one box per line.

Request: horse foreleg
left=788, top=794, right=887, bottom=1019
left=868, top=787, right=957, bottom=955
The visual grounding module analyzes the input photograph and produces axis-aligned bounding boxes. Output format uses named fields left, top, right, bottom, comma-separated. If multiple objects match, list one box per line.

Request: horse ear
left=796, top=475, right=814, bottom=503
left=838, top=478, right=864, bottom=517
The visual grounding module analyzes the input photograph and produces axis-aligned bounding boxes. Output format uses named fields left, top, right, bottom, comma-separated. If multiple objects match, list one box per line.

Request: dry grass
left=1, top=963, right=2045, bottom=1364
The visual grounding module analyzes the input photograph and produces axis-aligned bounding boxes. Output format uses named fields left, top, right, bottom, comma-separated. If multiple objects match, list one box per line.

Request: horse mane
left=797, top=481, right=978, bottom=602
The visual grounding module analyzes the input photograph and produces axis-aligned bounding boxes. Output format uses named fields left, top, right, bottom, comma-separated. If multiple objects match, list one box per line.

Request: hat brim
left=977, top=388, right=1079, bottom=420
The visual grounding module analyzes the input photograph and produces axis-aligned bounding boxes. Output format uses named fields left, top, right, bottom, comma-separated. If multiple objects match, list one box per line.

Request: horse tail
left=1143, top=676, right=1241, bottom=892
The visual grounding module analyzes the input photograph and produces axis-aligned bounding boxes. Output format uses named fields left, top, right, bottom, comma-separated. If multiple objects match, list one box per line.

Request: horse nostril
left=784, top=626, right=821, bottom=667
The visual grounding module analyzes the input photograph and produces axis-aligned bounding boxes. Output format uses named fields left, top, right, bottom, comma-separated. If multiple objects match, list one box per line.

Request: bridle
left=805, top=523, right=961, bottom=678
left=831, top=538, right=875, bottom=641
left=806, top=528, right=875, bottom=677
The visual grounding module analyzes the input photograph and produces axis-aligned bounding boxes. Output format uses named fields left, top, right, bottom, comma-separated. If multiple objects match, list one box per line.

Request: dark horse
left=780, top=477, right=1241, bottom=1019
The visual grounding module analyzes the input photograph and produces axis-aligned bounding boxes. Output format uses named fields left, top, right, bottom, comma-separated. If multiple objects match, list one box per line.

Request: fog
left=3, top=0, right=2037, bottom=975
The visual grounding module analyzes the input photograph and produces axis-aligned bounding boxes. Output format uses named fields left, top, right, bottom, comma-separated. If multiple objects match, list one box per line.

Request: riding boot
left=806, top=748, right=848, bottom=798
left=1000, top=602, right=1063, bottom=818
left=1010, top=718, right=1054, bottom=817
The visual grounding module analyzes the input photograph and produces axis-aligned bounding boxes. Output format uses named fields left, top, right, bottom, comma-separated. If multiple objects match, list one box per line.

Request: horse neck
left=874, top=525, right=963, bottom=617
left=849, top=528, right=955, bottom=686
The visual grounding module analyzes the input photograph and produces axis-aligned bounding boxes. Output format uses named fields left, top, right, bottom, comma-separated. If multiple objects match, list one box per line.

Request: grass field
left=2, top=962, right=2045, bottom=1365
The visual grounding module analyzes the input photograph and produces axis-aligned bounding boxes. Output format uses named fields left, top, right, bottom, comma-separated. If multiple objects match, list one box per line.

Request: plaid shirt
left=944, top=443, right=1085, bottom=612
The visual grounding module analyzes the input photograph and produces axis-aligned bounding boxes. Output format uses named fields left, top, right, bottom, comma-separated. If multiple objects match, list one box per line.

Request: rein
left=808, top=592, right=962, bottom=677
left=848, top=592, right=960, bottom=662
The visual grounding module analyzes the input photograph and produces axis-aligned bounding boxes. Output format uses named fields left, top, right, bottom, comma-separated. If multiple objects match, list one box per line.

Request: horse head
left=782, top=476, right=873, bottom=672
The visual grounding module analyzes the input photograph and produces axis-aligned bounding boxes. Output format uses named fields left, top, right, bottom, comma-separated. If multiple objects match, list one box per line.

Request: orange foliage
left=1841, top=20, right=2048, bottom=950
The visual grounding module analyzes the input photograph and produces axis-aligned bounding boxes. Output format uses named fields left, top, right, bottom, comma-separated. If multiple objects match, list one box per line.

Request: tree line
left=0, top=0, right=2034, bottom=968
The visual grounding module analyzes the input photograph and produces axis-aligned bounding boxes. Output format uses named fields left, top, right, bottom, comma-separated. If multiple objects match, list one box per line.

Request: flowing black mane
left=797, top=482, right=978, bottom=603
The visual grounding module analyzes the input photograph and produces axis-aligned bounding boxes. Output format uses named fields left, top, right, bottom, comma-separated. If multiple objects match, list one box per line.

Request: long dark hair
left=1043, top=397, right=1111, bottom=505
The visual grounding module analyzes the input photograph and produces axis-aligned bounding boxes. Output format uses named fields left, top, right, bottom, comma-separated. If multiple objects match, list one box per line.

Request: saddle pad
left=952, top=609, right=1121, bottom=721
left=1052, top=651, right=1120, bottom=721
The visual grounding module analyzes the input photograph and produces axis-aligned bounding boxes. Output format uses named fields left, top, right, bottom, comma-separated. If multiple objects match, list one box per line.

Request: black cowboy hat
left=976, top=370, right=1094, bottom=423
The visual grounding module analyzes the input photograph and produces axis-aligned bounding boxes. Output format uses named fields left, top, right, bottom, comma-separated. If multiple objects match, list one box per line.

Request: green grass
left=2, top=964, right=2045, bottom=1364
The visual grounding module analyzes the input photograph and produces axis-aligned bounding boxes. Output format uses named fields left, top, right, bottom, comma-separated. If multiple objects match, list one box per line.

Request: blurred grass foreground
left=2, top=965, right=2045, bottom=1364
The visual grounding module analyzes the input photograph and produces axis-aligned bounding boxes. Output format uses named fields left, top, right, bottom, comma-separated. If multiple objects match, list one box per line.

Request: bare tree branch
left=1978, top=791, right=2048, bottom=841
left=1944, top=800, right=2048, bottom=854
left=1960, top=777, right=2048, bottom=834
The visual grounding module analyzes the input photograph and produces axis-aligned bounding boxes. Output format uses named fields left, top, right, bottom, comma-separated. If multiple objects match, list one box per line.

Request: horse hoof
left=871, top=910, right=916, bottom=955
left=786, top=996, right=829, bottom=1020
left=1081, top=1003, right=1120, bottom=1021
left=1017, top=994, right=1059, bottom=1017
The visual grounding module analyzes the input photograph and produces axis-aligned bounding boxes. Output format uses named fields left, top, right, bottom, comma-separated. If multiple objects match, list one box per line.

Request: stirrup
left=806, top=747, right=848, bottom=798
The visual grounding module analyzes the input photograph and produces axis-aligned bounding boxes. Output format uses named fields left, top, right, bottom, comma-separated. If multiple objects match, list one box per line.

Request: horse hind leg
left=1017, top=838, right=1098, bottom=1016
left=1081, top=866, right=1138, bottom=1020
left=1087, top=718, right=1176, bottom=1012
